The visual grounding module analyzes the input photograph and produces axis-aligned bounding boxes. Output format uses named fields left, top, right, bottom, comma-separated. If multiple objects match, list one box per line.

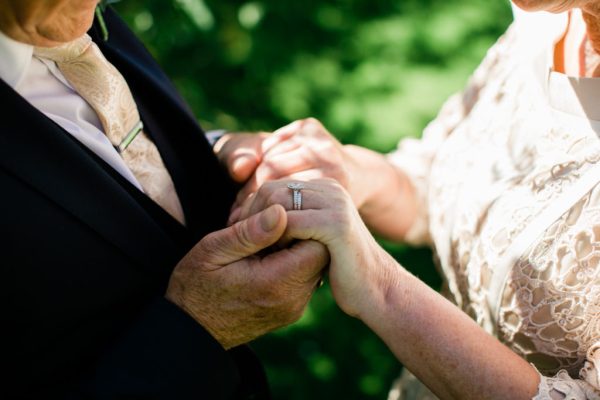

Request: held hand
left=214, top=132, right=271, bottom=183
left=165, top=204, right=329, bottom=349
left=228, top=119, right=361, bottom=210
left=217, top=121, right=416, bottom=242
left=235, top=179, right=399, bottom=319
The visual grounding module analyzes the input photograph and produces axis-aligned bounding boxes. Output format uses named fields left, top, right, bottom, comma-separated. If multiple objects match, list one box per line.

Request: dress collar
left=0, top=30, right=33, bottom=89
left=522, top=10, right=600, bottom=122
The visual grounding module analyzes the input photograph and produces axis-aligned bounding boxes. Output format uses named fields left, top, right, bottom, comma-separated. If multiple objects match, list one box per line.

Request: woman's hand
left=233, top=178, right=400, bottom=318
left=234, top=180, right=541, bottom=400
left=227, top=119, right=367, bottom=210
left=219, top=119, right=419, bottom=242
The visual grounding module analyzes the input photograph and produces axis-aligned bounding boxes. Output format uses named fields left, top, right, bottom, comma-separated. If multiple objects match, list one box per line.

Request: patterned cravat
left=34, top=35, right=186, bottom=225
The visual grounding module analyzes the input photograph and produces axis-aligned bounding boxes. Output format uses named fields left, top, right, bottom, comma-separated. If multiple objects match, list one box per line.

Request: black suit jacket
left=0, top=8, right=269, bottom=400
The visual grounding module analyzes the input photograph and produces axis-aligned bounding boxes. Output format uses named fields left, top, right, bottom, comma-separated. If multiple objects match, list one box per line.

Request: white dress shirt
left=0, top=30, right=143, bottom=190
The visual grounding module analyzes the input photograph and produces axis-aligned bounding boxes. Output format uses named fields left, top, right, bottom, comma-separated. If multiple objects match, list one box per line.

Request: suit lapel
left=0, top=79, right=180, bottom=272
left=0, top=8, right=236, bottom=272
left=90, top=9, right=238, bottom=238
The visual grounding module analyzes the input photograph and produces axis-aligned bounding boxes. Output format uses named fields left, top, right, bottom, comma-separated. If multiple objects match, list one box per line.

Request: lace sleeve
left=387, top=23, right=517, bottom=245
left=386, top=92, right=465, bottom=245
left=533, top=343, right=600, bottom=399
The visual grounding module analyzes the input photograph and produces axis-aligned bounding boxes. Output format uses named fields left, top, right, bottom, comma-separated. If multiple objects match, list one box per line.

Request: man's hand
left=233, top=178, right=394, bottom=320
left=214, top=132, right=271, bottom=184
left=165, top=204, right=328, bottom=349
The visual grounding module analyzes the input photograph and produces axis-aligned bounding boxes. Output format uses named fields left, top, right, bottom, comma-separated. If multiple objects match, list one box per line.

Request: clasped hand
left=166, top=117, right=393, bottom=350
left=218, top=118, right=398, bottom=319
left=166, top=203, right=328, bottom=349
left=215, top=118, right=366, bottom=211
left=231, top=178, right=397, bottom=320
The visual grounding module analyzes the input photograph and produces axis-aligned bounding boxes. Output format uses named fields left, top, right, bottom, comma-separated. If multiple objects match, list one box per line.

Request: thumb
left=217, top=134, right=265, bottom=183
left=201, top=204, right=288, bottom=265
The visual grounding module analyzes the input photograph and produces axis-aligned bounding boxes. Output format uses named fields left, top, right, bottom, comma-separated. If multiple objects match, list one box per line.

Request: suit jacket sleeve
left=65, top=298, right=242, bottom=400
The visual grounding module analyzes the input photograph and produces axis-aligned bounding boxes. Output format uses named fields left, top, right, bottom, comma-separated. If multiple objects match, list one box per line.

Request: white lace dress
left=387, top=8, right=600, bottom=400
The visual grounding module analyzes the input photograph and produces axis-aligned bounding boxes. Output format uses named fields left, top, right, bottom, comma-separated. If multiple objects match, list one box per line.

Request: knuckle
left=319, top=176, right=341, bottom=188
left=320, top=139, right=336, bottom=151
left=303, top=117, right=320, bottom=127
left=263, top=179, right=280, bottom=191
left=300, top=118, right=322, bottom=134
left=232, top=220, right=254, bottom=251
left=195, top=236, right=221, bottom=263
left=261, top=157, right=279, bottom=174
left=330, top=208, right=346, bottom=224
left=256, top=182, right=273, bottom=200
left=267, top=190, right=283, bottom=208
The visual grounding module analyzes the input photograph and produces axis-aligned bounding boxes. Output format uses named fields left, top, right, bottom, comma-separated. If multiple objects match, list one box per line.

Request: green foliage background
left=113, top=0, right=513, bottom=398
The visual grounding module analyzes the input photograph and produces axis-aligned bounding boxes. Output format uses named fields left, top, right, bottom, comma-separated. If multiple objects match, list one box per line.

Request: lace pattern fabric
left=388, top=11, right=600, bottom=400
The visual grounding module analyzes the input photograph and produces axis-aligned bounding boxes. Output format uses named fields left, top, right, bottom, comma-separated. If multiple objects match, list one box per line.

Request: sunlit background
left=113, top=0, right=513, bottom=398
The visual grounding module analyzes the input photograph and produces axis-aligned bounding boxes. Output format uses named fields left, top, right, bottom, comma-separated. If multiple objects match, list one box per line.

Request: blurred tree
left=113, top=0, right=512, bottom=398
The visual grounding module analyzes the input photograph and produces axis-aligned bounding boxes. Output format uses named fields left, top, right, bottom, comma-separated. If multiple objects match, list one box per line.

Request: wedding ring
left=287, top=182, right=305, bottom=210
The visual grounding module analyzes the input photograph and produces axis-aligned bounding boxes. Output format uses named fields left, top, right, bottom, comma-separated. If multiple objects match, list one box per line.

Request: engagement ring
left=287, top=183, right=305, bottom=210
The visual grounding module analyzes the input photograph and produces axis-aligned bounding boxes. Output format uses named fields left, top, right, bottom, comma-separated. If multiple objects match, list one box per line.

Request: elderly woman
left=223, top=0, right=600, bottom=398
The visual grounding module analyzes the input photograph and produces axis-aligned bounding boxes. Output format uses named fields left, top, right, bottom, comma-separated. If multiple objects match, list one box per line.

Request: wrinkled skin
left=0, top=0, right=98, bottom=46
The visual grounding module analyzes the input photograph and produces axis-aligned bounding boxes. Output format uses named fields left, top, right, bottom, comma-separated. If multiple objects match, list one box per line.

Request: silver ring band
left=287, top=183, right=305, bottom=211
left=293, top=189, right=302, bottom=210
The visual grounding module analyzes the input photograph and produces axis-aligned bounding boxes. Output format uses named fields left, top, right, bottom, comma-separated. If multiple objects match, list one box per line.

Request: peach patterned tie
left=34, top=35, right=186, bottom=225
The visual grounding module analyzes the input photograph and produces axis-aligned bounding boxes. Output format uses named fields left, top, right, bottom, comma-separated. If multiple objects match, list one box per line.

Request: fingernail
left=232, top=157, right=247, bottom=173
left=260, top=206, right=280, bottom=232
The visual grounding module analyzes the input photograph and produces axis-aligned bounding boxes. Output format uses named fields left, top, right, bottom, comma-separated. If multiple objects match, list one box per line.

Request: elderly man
left=0, top=1, right=327, bottom=399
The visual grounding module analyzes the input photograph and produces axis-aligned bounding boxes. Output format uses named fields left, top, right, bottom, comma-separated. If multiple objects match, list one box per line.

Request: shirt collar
left=0, top=30, right=33, bottom=88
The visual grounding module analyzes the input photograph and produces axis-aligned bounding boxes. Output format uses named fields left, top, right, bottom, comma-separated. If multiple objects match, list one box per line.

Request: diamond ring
left=287, top=183, right=305, bottom=210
